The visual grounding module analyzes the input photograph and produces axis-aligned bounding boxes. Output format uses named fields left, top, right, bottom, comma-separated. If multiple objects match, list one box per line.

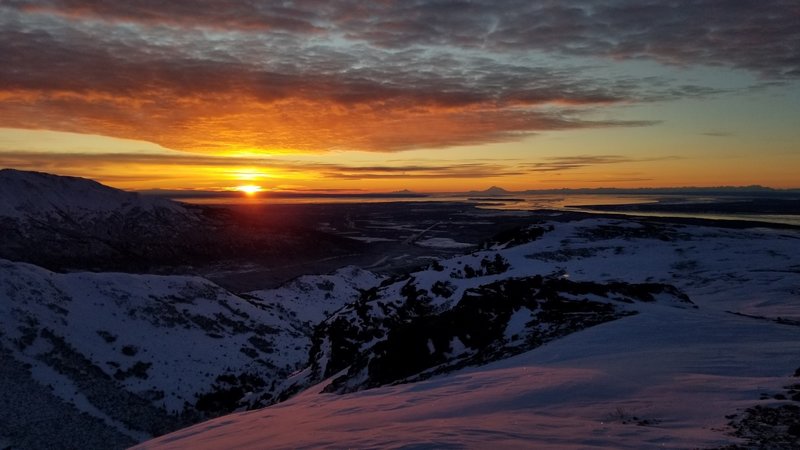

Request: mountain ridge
left=0, top=169, right=186, bottom=220
left=0, top=169, right=364, bottom=275
left=0, top=257, right=380, bottom=447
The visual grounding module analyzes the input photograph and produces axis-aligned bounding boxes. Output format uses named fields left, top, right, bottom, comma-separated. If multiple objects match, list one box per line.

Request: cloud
left=523, top=155, right=678, bottom=172
left=701, top=131, right=734, bottom=137
left=0, top=1, right=795, bottom=153
left=318, top=163, right=526, bottom=180
left=0, top=150, right=524, bottom=181
left=329, top=1, right=800, bottom=79
left=10, top=0, right=324, bottom=33
left=0, top=15, right=655, bottom=152
left=0, top=149, right=680, bottom=186
left=10, top=1, right=795, bottom=77
left=552, top=177, right=655, bottom=184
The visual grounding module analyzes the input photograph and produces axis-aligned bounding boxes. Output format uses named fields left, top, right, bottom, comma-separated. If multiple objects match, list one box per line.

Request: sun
left=235, top=184, right=262, bottom=196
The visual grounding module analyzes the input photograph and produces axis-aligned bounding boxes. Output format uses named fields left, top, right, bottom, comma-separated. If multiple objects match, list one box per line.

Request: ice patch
left=348, top=236, right=396, bottom=243
left=416, top=238, right=474, bottom=249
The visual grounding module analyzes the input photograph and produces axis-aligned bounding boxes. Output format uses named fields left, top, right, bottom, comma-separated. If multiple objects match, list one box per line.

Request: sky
left=0, top=0, right=798, bottom=193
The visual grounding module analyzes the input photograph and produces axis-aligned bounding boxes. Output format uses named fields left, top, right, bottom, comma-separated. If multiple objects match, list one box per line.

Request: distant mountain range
left=141, top=183, right=800, bottom=201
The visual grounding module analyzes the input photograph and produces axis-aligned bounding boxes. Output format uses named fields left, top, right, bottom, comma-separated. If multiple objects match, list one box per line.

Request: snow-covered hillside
left=139, top=217, right=800, bottom=449
left=0, top=169, right=208, bottom=271
left=0, top=169, right=365, bottom=276
left=0, top=261, right=380, bottom=449
left=0, top=169, right=185, bottom=220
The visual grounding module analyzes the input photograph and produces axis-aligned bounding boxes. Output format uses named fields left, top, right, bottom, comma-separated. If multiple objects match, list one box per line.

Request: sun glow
left=235, top=184, right=262, bottom=195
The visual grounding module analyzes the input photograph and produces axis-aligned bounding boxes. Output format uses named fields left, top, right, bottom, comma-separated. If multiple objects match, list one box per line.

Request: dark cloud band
left=0, top=1, right=795, bottom=153
left=0, top=150, right=667, bottom=182
left=8, top=0, right=797, bottom=77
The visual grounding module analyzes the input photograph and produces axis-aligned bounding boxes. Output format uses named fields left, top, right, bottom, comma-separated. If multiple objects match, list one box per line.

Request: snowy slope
left=139, top=217, right=800, bottom=449
left=135, top=309, right=800, bottom=449
left=0, top=261, right=381, bottom=449
left=0, top=169, right=208, bottom=272
left=0, top=169, right=365, bottom=275
left=247, top=266, right=383, bottom=325
left=0, top=169, right=185, bottom=220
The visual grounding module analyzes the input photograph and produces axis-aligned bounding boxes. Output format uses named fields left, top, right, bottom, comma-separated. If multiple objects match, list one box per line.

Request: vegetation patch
left=306, top=275, right=689, bottom=394
left=482, top=225, right=553, bottom=249
left=712, top=369, right=800, bottom=449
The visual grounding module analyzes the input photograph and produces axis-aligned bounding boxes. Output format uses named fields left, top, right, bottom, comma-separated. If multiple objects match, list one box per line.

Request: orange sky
left=1, top=1, right=798, bottom=192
